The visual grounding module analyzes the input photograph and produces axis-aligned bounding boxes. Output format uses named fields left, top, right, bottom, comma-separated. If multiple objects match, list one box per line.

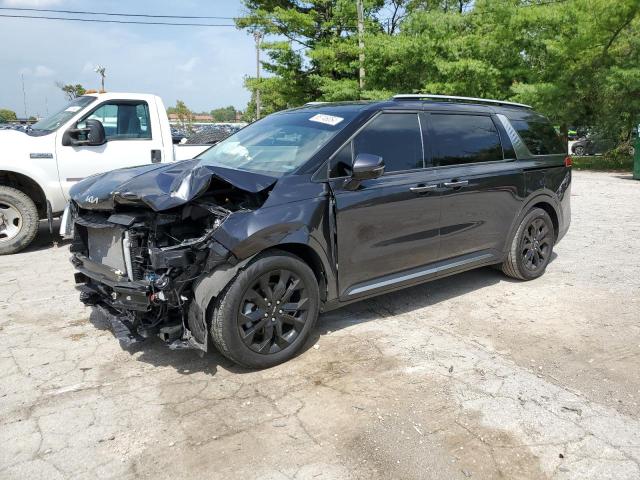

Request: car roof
left=285, top=97, right=548, bottom=121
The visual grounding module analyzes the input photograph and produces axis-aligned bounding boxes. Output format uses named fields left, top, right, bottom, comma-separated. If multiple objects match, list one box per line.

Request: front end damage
left=65, top=162, right=275, bottom=353
left=69, top=201, right=232, bottom=351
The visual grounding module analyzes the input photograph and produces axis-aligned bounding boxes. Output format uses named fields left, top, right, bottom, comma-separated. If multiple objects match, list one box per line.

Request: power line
left=0, top=6, right=237, bottom=20
left=0, top=14, right=236, bottom=27
left=0, top=1, right=572, bottom=29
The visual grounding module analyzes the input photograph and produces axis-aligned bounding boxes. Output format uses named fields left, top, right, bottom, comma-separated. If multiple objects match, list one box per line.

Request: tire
left=0, top=186, right=39, bottom=255
left=210, top=250, right=320, bottom=369
left=501, top=208, right=555, bottom=281
left=573, top=145, right=585, bottom=156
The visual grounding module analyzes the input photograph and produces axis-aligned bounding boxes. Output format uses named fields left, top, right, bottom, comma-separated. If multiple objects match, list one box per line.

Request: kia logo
left=85, top=196, right=99, bottom=204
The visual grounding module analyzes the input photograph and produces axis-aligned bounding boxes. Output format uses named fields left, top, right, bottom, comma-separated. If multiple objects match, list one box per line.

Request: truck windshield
left=196, top=110, right=353, bottom=176
left=30, top=96, right=96, bottom=133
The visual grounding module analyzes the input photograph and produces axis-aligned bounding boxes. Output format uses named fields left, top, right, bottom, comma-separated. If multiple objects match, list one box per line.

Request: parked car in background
left=0, top=92, right=212, bottom=255
left=63, top=94, right=571, bottom=369
left=570, top=129, right=636, bottom=156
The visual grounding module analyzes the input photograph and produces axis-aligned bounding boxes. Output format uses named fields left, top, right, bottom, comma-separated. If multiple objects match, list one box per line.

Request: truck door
left=55, top=99, right=165, bottom=199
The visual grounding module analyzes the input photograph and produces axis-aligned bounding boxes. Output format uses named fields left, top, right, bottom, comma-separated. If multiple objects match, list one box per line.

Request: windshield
left=196, top=110, right=353, bottom=176
left=31, top=96, right=96, bottom=132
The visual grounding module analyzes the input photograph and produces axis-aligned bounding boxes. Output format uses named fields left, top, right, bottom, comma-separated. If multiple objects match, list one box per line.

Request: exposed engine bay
left=67, top=180, right=269, bottom=351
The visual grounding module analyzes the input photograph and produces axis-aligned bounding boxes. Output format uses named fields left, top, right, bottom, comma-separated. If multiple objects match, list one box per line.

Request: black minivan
left=64, top=94, right=571, bottom=368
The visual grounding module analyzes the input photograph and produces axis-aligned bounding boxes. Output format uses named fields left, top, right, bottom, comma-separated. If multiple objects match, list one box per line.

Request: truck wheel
left=0, top=186, right=39, bottom=255
left=501, top=208, right=555, bottom=281
left=210, top=251, right=320, bottom=369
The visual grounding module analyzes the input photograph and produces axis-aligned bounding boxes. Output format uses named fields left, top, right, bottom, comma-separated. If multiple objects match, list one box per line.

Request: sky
left=0, top=0, right=255, bottom=118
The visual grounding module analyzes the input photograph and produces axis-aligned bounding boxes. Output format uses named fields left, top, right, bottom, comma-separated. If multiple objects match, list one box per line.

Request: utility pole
left=21, top=74, right=27, bottom=119
left=254, top=31, right=263, bottom=120
left=95, top=65, right=106, bottom=92
left=357, top=0, right=365, bottom=93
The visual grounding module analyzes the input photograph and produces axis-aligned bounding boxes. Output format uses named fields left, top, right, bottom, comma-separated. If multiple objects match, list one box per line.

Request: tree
left=238, top=0, right=640, bottom=153
left=0, top=109, right=18, bottom=123
left=210, top=106, right=238, bottom=122
left=167, top=100, right=195, bottom=133
left=56, top=82, right=86, bottom=101
left=505, top=0, right=640, bottom=146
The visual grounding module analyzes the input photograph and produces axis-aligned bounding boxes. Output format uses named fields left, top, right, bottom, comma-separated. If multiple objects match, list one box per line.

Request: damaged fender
left=187, top=256, right=255, bottom=351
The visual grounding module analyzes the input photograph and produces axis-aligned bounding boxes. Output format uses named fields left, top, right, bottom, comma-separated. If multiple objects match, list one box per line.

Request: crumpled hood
left=69, top=159, right=278, bottom=211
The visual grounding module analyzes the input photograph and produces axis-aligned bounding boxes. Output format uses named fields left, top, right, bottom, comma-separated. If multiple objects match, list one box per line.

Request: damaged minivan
left=63, top=95, right=571, bottom=368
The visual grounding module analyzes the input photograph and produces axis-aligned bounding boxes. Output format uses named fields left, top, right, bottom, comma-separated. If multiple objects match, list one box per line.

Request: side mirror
left=62, top=119, right=106, bottom=147
left=352, top=153, right=384, bottom=180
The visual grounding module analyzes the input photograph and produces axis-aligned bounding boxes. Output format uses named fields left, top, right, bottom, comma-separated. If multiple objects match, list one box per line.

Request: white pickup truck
left=0, top=92, right=211, bottom=254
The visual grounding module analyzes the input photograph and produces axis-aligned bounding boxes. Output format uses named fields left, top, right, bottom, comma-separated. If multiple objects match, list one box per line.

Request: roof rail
left=392, top=94, right=532, bottom=109
left=304, top=101, right=328, bottom=106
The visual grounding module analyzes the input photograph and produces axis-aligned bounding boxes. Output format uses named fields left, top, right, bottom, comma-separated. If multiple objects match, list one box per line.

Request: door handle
left=151, top=149, right=162, bottom=163
left=443, top=180, right=469, bottom=188
left=410, top=184, right=438, bottom=193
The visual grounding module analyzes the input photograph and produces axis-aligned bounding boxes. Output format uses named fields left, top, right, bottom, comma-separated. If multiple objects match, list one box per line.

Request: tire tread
left=209, top=250, right=319, bottom=369
left=501, top=208, right=553, bottom=281
left=0, top=186, right=39, bottom=255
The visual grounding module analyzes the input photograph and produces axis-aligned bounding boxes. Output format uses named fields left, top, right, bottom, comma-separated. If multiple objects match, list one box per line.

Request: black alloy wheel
left=520, top=218, right=552, bottom=273
left=501, top=207, right=555, bottom=281
left=210, top=250, right=320, bottom=369
left=238, top=269, right=310, bottom=354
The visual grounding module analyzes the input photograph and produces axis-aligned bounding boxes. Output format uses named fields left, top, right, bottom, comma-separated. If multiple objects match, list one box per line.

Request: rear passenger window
left=510, top=119, right=565, bottom=155
left=353, top=113, right=423, bottom=173
left=430, top=114, right=503, bottom=167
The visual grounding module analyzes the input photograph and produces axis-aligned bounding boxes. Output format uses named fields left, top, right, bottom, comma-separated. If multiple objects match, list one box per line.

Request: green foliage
left=167, top=100, right=195, bottom=133
left=210, top=106, right=238, bottom=122
left=57, top=83, right=86, bottom=101
left=572, top=155, right=634, bottom=171
left=0, top=108, right=18, bottom=123
left=239, top=0, right=640, bottom=150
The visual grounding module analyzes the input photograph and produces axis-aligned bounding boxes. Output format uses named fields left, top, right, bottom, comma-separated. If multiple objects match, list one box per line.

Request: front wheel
left=210, top=251, right=320, bottom=369
left=501, top=208, right=555, bottom=281
left=0, top=186, right=39, bottom=255
left=573, top=145, right=585, bottom=156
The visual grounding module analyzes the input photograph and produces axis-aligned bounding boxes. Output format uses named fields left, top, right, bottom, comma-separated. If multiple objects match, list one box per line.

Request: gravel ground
left=1, top=170, right=639, bottom=480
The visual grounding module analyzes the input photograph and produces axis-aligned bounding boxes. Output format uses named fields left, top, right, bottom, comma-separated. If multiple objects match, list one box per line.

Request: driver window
left=82, top=102, right=152, bottom=140
left=329, top=113, right=423, bottom=178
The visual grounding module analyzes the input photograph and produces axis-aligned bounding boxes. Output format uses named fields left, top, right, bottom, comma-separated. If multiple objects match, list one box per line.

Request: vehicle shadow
left=21, top=219, right=71, bottom=253
left=305, top=266, right=513, bottom=349
left=104, top=263, right=538, bottom=377
left=88, top=307, right=244, bottom=376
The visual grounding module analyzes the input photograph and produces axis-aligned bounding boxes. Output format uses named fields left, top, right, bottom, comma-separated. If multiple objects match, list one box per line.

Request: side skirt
left=322, top=250, right=500, bottom=312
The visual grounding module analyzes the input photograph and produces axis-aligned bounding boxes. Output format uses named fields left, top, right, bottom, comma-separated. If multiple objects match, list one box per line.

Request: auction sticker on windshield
left=309, top=114, right=344, bottom=126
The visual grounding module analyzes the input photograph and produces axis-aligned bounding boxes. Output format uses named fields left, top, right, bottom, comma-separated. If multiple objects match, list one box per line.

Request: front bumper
left=72, top=254, right=152, bottom=311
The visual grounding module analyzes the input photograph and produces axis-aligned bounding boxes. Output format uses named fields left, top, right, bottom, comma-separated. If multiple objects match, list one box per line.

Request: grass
left=571, top=155, right=634, bottom=171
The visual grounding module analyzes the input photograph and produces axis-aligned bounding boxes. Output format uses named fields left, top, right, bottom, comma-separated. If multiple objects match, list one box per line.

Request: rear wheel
left=501, top=208, right=555, bottom=281
left=573, top=145, right=585, bottom=156
left=210, top=251, right=320, bottom=369
left=0, top=186, right=39, bottom=255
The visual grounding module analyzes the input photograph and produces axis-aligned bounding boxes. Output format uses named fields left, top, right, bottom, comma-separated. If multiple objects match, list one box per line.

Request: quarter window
left=82, top=102, right=152, bottom=140
left=430, top=114, right=503, bottom=166
left=510, top=119, right=565, bottom=155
